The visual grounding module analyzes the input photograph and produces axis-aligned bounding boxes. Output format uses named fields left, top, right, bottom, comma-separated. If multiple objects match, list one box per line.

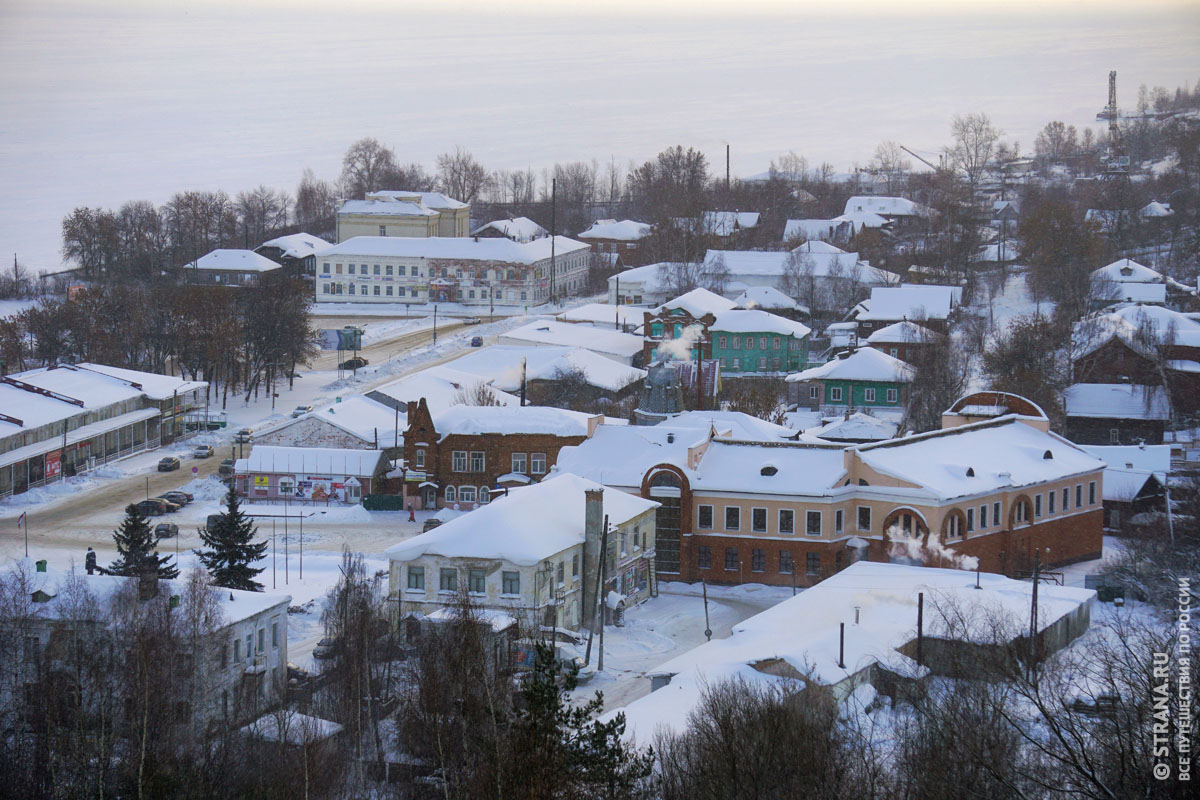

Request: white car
left=291, top=405, right=313, bottom=418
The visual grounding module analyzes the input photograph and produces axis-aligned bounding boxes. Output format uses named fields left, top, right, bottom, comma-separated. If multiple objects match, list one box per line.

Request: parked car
left=470, top=336, right=484, bottom=347
left=154, top=522, right=179, bottom=538
left=218, top=458, right=236, bottom=476
left=313, top=638, right=338, bottom=660
left=234, top=428, right=253, bottom=443
left=291, top=405, right=313, bottom=418
left=136, top=499, right=166, bottom=517
left=162, top=490, right=192, bottom=506
left=422, top=518, right=444, bottom=532
left=193, top=444, right=214, bottom=458
left=462, top=317, right=482, bottom=325
left=339, top=357, right=369, bottom=370
left=150, top=496, right=181, bottom=513
left=204, top=514, right=223, bottom=531
left=157, top=456, right=181, bottom=472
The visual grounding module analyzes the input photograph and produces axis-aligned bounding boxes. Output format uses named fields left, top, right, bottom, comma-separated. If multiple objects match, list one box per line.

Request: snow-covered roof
left=318, top=235, right=589, bottom=263
left=786, top=348, right=913, bottom=384
left=371, top=366, right=520, bottom=415
left=857, top=285, right=957, bottom=321
left=444, top=345, right=646, bottom=393
left=688, top=439, right=847, bottom=495
left=1079, top=444, right=1172, bottom=476
left=432, top=405, right=595, bottom=440
left=1064, top=384, right=1170, bottom=421
left=607, top=263, right=672, bottom=293
left=556, top=424, right=702, bottom=489
left=235, top=446, right=386, bottom=476
left=423, top=607, right=517, bottom=632
left=365, top=190, right=469, bottom=209
left=556, top=303, right=646, bottom=330
left=837, top=210, right=890, bottom=229
left=192, top=249, right=281, bottom=273
left=1108, top=304, right=1200, bottom=345
left=865, top=320, right=942, bottom=345
left=806, top=412, right=898, bottom=443
left=704, top=249, right=792, bottom=276
left=577, top=219, right=653, bottom=241
left=973, top=242, right=1019, bottom=263
left=258, top=395, right=402, bottom=446
left=702, top=211, right=760, bottom=236
left=501, top=320, right=644, bottom=358
left=843, top=196, right=928, bottom=218
left=471, top=216, right=547, bottom=243
left=0, top=364, right=205, bottom=439
left=243, top=713, right=343, bottom=745
left=854, top=417, right=1104, bottom=500
left=664, top=410, right=799, bottom=442
left=257, top=232, right=331, bottom=260
left=733, top=285, right=804, bottom=313
left=655, top=287, right=738, bottom=318
left=793, top=240, right=847, bottom=255
left=340, top=198, right=436, bottom=217
left=1140, top=201, right=1173, bottom=218
left=710, top=309, right=811, bottom=339
left=385, top=473, right=658, bottom=565
left=616, top=561, right=1093, bottom=742
left=1093, top=258, right=1162, bottom=284
left=12, top=559, right=289, bottom=626
left=1095, top=468, right=1158, bottom=503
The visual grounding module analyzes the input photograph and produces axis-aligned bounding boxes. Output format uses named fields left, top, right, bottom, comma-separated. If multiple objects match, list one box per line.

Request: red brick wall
left=678, top=510, right=1103, bottom=587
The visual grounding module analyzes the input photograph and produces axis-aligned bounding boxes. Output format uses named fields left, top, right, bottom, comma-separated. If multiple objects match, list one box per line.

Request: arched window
left=444, top=485, right=456, bottom=503
left=1014, top=499, right=1030, bottom=524
left=479, top=486, right=490, bottom=503
left=945, top=513, right=963, bottom=539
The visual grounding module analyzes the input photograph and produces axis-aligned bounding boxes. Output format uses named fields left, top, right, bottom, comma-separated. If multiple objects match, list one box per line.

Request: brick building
left=401, top=401, right=608, bottom=510
left=576, top=219, right=653, bottom=266
left=558, top=401, right=1104, bottom=587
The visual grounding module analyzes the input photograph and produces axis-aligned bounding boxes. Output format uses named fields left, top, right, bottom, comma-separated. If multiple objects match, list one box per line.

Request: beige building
left=336, top=190, right=470, bottom=242
left=385, top=473, right=659, bottom=631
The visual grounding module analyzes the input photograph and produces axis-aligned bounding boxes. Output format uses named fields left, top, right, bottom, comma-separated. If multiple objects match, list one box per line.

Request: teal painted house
left=709, top=309, right=811, bottom=375
left=785, top=347, right=913, bottom=415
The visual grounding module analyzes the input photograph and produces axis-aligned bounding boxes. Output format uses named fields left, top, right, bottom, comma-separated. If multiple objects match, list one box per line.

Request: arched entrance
left=882, top=507, right=929, bottom=538
left=647, top=469, right=683, bottom=575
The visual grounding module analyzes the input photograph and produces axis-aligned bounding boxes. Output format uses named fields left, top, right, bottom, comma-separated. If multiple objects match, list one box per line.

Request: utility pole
left=726, top=143, right=731, bottom=193
left=702, top=579, right=712, bottom=641
left=432, top=305, right=438, bottom=345
left=550, top=177, right=557, bottom=304
left=614, top=276, right=620, bottom=330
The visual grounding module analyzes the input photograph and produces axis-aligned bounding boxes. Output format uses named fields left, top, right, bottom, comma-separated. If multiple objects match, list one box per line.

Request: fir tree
left=507, top=642, right=654, bottom=797
left=195, top=486, right=267, bottom=591
left=109, top=503, right=179, bottom=579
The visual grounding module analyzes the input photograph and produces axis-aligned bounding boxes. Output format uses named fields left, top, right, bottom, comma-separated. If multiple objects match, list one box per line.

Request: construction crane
left=1101, top=70, right=1129, bottom=175
left=899, top=145, right=941, bottom=172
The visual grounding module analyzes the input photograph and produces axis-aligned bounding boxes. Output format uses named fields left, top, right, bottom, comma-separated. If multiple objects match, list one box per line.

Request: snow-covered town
left=1, top=2, right=1198, bottom=798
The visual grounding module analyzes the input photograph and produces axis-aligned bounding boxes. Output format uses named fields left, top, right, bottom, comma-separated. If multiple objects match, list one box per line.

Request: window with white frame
left=440, top=568, right=457, bottom=592
left=452, top=451, right=467, bottom=472
left=415, top=449, right=425, bottom=468
left=459, top=486, right=477, bottom=503
left=809, top=386, right=818, bottom=399
left=779, top=509, right=794, bottom=534
left=887, top=388, right=898, bottom=403
left=752, top=507, right=767, bottom=532
left=531, top=453, right=547, bottom=474
left=469, top=451, right=485, bottom=472
left=829, top=386, right=843, bottom=402
left=725, top=506, right=740, bottom=531
left=946, top=514, right=963, bottom=538
left=444, top=486, right=457, bottom=503
left=806, top=511, right=822, bottom=536
left=698, top=504, right=713, bottom=528
left=864, top=388, right=876, bottom=402
left=468, top=569, right=485, bottom=594
left=502, top=571, right=520, bottom=594
left=512, top=452, right=527, bottom=473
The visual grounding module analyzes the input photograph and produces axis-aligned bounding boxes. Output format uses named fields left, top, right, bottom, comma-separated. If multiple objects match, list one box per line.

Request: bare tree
left=946, top=112, right=1002, bottom=199
left=293, top=167, right=338, bottom=236
left=340, top=137, right=399, bottom=198
left=869, top=141, right=911, bottom=193
left=454, top=380, right=503, bottom=407
left=436, top=146, right=490, bottom=203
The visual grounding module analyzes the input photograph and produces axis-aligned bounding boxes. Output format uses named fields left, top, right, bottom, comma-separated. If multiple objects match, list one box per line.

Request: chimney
left=581, top=488, right=604, bottom=630
left=138, top=562, right=159, bottom=601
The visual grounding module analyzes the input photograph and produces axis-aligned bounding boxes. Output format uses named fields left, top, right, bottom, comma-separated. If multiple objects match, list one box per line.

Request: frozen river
left=1, top=0, right=1197, bottom=271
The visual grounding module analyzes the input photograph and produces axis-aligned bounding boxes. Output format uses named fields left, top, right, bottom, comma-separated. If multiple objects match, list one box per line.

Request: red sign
left=45, top=450, right=62, bottom=479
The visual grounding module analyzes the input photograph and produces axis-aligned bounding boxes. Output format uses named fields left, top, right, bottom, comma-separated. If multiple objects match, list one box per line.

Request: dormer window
left=1043, top=450, right=1053, bottom=460
left=760, top=465, right=778, bottom=476
left=966, top=467, right=975, bottom=477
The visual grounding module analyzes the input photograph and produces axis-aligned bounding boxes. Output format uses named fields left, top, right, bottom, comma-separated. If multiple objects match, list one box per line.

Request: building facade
left=708, top=309, right=811, bottom=376
left=401, top=400, right=601, bottom=510
left=315, top=236, right=592, bottom=307
left=786, top=348, right=912, bottom=416
left=336, top=191, right=470, bottom=241
left=234, top=446, right=389, bottom=504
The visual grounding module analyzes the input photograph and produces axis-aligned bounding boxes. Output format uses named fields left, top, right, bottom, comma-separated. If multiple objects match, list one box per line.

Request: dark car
left=313, top=638, right=338, bottom=660
left=218, top=458, right=236, bottom=476
left=339, top=357, right=369, bottom=370
left=155, top=522, right=179, bottom=538
left=157, top=456, right=181, bottom=472
left=422, top=518, right=444, bottom=533
left=137, top=499, right=166, bottom=517
left=162, top=490, right=192, bottom=506
left=470, top=336, right=484, bottom=347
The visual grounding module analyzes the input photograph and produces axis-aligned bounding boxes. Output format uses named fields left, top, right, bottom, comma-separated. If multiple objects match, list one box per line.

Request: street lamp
left=432, top=305, right=438, bottom=345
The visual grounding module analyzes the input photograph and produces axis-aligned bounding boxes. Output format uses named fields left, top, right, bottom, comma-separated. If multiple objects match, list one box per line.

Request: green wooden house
left=709, top=309, right=811, bottom=376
